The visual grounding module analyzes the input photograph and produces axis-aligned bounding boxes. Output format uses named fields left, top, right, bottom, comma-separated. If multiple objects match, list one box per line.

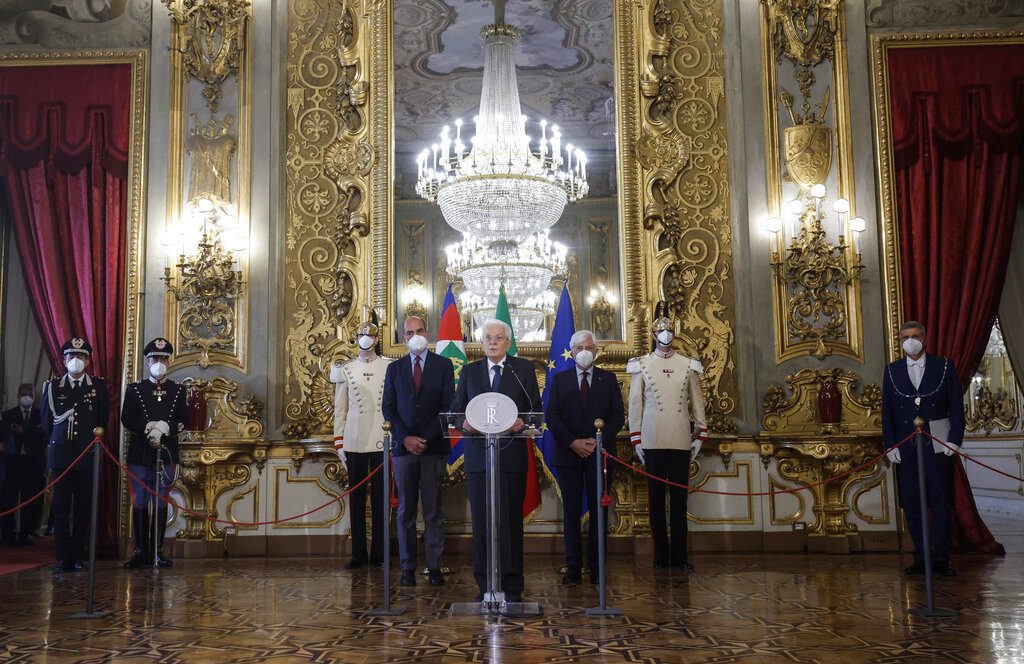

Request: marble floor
left=1, top=547, right=1023, bottom=664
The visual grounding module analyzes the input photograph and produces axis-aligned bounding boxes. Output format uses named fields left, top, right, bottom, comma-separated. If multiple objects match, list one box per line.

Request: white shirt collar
left=906, top=355, right=926, bottom=368
left=487, top=356, right=507, bottom=371
left=410, top=350, right=427, bottom=364
left=576, top=364, right=591, bottom=378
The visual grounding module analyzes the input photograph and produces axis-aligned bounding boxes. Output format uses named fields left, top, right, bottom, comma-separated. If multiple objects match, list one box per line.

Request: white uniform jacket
left=331, top=356, right=392, bottom=455
left=627, top=352, right=707, bottom=451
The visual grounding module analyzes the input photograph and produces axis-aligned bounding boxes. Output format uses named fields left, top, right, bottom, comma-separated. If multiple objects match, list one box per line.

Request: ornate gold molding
left=272, top=467, right=345, bottom=529
left=1, top=48, right=150, bottom=543
left=161, top=0, right=250, bottom=114
left=164, top=0, right=252, bottom=373
left=688, top=462, right=755, bottom=525
left=762, top=368, right=881, bottom=434
left=637, top=0, right=739, bottom=431
left=761, top=0, right=863, bottom=363
left=870, top=30, right=1024, bottom=361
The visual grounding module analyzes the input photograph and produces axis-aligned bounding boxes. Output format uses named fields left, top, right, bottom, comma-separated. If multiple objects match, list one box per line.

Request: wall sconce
left=586, top=284, right=617, bottom=336
left=761, top=184, right=865, bottom=359
left=402, top=285, right=429, bottom=322
left=161, top=197, right=248, bottom=367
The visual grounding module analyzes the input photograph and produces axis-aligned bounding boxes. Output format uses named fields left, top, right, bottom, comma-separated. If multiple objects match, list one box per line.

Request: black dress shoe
left=562, top=568, right=582, bottom=585
left=124, top=548, right=148, bottom=569
left=155, top=553, right=173, bottom=568
left=653, top=561, right=669, bottom=570
left=934, top=564, right=957, bottom=577
left=428, top=569, right=445, bottom=586
left=66, top=561, right=87, bottom=572
left=52, top=561, right=68, bottom=573
left=672, top=561, right=695, bottom=572
left=506, top=594, right=523, bottom=603
left=474, top=592, right=484, bottom=602
left=344, top=559, right=366, bottom=570
left=904, top=561, right=925, bottom=576
left=399, top=570, right=416, bottom=586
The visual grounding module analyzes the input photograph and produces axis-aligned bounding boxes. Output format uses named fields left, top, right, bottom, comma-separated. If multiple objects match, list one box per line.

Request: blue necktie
left=491, top=365, right=502, bottom=391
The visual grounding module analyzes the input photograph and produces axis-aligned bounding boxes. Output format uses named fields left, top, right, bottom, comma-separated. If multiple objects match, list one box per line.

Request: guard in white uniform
left=627, top=315, right=707, bottom=570
left=331, top=322, right=392, bottom=570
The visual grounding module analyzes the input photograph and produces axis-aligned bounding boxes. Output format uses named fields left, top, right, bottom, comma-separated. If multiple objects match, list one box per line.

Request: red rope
left=605, top=430, right=919, bottom=497
left=922, top=431, right=1024, bottom=483
left=0, top=436, right=99, bottom=518
left=97, top=441, right=383, bottom=527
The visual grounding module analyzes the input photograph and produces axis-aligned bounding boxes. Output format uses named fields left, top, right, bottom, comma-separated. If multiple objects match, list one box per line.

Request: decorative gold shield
left=784, top=124, right=833, bottom=190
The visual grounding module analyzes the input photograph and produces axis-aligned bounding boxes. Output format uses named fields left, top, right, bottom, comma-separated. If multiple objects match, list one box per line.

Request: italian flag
left=437, top=284, right=467, bottom=472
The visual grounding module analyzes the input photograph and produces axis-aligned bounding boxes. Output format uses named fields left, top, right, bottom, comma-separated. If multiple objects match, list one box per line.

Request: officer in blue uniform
left=41, top=337, right=109, bottom=573
left=121, top=338, right=188, bottom=568
left=882, top=321, right=963, bottom=577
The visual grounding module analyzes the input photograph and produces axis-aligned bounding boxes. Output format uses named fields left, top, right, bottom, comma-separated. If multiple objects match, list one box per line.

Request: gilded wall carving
left=760, top=0, right=864, bottom=363
left=638, top=0, right=739, bottom=433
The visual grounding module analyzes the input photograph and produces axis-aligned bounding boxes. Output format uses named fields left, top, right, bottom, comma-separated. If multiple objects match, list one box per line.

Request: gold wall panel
left=285, top=0, right=738, bottom=435
left=164, top=0, right=252, bottom=372
left=760, top=0, right=864, bottom=363
left=870, top=30, right=1024, bottom=361
left=688, top=461, right=755, bottom=525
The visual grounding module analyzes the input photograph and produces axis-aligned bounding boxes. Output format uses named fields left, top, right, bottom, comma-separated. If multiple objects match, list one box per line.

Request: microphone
left=503, top=360, right=542, bottom=435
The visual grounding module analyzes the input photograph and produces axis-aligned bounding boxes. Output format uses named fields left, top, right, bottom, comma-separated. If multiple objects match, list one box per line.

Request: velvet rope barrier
left=0, top=436, right=100, bottom=518
left=604, top=429, right=921, bottom=497
left=97, top=441, right=383, bottom=527
left=922, top=431, right=1024, bottom=483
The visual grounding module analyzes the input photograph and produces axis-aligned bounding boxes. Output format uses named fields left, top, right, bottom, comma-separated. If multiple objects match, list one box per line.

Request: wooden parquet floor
left=1, top=552, right=1022, bottom=663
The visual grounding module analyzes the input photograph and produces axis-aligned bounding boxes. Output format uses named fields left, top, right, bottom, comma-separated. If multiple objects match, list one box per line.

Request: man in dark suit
left=41, top=337, right=110, bottom=572
left=382, top=316, right=455, bottom=587
left=882, top=320, right=963, bottom=577
left=121, top=337, right=189, bottom=568
left=1, top=383, right=47, bottom=546
left=450, top=319, right=543, bottom=602
left=544, top=330, right=624, bottom=585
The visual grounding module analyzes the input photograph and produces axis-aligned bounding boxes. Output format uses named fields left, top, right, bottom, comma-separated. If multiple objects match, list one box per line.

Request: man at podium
left=451, top=319, right=542, bottom=603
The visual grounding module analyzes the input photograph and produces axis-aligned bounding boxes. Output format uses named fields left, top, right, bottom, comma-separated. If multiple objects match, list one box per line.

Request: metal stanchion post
left=587, top=419, right=622, bottom=617
left=909, top=418, right=957, bottom=618
left=369, top=422, right=404, bottom=616
left=70, top=429, right=109, bottom=619
left=153, top=448, right=163, bottom=571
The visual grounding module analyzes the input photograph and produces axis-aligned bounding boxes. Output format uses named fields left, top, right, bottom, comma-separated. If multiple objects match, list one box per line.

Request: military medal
left=155, top=385, right=165, bottom=402
left=914, top=396, right=921, bottom=407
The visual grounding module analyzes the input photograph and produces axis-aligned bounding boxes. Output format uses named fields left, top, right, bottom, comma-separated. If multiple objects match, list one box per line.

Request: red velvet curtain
left=888, top=44, right=1024, bottom=555
left=0, top=64, right=132, bottom=556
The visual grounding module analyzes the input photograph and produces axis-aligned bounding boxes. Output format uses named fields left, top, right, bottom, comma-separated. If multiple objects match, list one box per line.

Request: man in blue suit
left=544, top=330, right=624, bottom=585
left=382, top=315, right=455, bottom=587
left=450, top=319, right=543, bottom=603
left=882, top=321, right=964, bottom=577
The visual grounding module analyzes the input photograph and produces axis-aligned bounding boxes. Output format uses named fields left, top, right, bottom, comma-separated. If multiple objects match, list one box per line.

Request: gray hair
left=569, top=330, right=595, bottom=348
left=17, top=383, right=34, bottom=395
left=481, top=318, right=512, bottom=340
left=900, top=320, right=926, bottom=335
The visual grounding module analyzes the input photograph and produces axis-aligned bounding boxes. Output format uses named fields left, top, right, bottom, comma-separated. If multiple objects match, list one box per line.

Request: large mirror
left=389, top=0, right=628, bottom=348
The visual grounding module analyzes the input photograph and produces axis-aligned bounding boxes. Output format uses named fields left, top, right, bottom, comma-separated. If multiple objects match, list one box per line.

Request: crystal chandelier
left=445, top=231, right=568, bottom=305
left=415, top=24, right=588, bottom=244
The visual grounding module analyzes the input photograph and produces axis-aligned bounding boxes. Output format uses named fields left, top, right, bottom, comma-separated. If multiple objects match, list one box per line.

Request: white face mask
left=656, top=330, right=674, bottom=346
left=357, top=335, right=376, bottom=351
left=329, top=363, right=345, bottom=383
left=574, top=350, right=595, bottom=369
left=902, top=337, right=923, bottom=357
left=19, top=395, right=34, bottom=408
left=407, top=334, right=428, bottom=354
left=66, top=357, right=85, bottom=374
left=150, top=362, right=168, bottom=380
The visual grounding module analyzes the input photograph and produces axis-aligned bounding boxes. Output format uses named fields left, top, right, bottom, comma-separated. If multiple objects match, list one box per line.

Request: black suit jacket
left=121, top=379, right=189, bottom=465
left=882, top=353, right=965, bottom=449
left=2, top=405, right=47, bottom=465
left=40, top=374, right=110, bottom=470
left=450, top=355, right=543, bottom=473
left=543, top=366, right=625, bottom=468
left=382, top=351, right=456, bottom=457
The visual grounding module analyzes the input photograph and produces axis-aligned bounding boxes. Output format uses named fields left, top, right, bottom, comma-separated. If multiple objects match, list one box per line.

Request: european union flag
left=537, top=283, right=586, bottom=513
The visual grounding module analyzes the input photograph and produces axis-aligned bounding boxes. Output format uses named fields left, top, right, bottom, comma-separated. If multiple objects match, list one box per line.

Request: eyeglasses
left=483, top=335, right=507, bottom=343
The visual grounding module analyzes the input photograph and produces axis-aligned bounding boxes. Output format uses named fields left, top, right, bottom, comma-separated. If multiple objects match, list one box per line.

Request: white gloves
left=145, top=421, right=170, bottom=449
left=690, top=440, right=702, bottom=458
left=634, top=445, right=645, bottom=465
left=335, top=438, right=346, bottom=468
left=886, top=447, right=901, bottom=464
left=941, top=442, right=960, bottom=457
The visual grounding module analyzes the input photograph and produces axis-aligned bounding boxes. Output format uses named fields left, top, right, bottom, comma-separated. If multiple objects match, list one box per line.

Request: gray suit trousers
left=392, top=453, right=447, bottom=572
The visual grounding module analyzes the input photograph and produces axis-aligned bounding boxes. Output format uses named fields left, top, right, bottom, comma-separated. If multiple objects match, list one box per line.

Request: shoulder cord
left=887, top=358, right=949, bottom=400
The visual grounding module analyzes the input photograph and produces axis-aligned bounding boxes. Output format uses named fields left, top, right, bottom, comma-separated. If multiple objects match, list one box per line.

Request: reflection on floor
left=2, top=549, right=1023, bottom=663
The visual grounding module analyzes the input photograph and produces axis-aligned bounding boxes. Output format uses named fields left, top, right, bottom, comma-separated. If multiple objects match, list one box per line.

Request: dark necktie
left=491, top=365, right=502, bottom=391
left=580, top=371, right=590, bottom=405
left=413, top=356, right=423, bottom=393
left=73, top=380, right=81, bottom=391
left=23, top=409, right=30, bottom=424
